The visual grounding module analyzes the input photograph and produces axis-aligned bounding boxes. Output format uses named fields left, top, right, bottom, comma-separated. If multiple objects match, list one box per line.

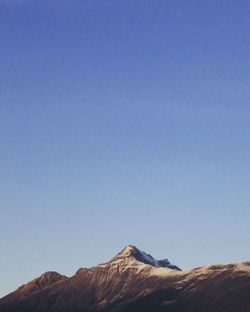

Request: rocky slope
left=1, top=245, right=250, bottom=312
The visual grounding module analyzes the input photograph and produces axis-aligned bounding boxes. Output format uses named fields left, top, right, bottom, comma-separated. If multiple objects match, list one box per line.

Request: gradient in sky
left=1, top=0, right=250, bottom=298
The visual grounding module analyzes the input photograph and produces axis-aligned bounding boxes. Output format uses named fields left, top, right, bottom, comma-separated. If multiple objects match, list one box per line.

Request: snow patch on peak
left=120, top=245, right=136, bottom=257
left=112, top=245, right=181, bottom=271
left=235, top=262, right=250, bottom=273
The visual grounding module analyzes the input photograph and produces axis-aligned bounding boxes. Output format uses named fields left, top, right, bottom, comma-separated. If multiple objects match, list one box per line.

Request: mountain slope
left=1, top=246, right=250, bottom=312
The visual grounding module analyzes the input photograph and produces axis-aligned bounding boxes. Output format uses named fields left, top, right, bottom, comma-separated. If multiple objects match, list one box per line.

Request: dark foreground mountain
left=1, top=245, right=250, bottom=312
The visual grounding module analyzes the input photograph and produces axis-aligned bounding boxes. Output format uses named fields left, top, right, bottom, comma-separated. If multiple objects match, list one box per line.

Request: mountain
left=1, top=245, right=250, bottom=312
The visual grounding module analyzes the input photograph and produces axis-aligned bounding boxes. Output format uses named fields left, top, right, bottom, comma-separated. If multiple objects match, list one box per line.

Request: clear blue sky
left=1, top=0, right=250, bottom=297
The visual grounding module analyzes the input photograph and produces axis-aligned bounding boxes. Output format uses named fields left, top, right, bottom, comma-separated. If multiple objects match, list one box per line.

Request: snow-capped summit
left=111, top=245, right=181, bottom=271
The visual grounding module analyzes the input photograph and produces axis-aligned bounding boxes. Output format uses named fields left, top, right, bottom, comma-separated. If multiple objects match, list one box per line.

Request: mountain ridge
left=1, top=245, right=250, bottom=312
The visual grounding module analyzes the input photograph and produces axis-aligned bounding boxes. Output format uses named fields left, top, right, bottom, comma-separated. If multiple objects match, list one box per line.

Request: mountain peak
left=117, top=245, right=139, bottom=257
left=112, top=245, right=181, bottom=270
left=37, top=271, right=66, bottom=284
left=16, top=271, right=67, bottom=295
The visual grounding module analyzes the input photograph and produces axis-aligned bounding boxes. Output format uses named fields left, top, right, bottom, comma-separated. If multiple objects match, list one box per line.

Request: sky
left=1, top=0, right=250, bottom=298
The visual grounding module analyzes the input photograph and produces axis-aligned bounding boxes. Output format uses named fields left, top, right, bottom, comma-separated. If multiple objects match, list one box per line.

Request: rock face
left=1, top=245, right=250, bottom=312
